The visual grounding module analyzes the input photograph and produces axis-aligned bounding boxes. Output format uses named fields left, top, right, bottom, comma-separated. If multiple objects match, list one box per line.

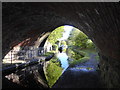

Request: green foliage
left=47, top=26, right=64, bottom=44
left=67, top=28, right=89, bottom=49
left=67, top=48, right=98, bottom=67
left=51, top=57, right=61, bottom=66
left=45, top=58, right=63, bottom=88
left=62, top=48, right=66, bottom=52
left=86, top=39, right=95, bottom=49
left=67, top=48, right=75, bottom=58
left=61, top=40, right=67, bottom=45
left=72, top=49, right=86, bottom=57
left=69, top=56, right=90, bottom=67
left=67, top=27, right=96, bottom=50
left=67, top=28, right=80, bottom=46
left=67, top=49, right=84, bottom=66
left=67, top=48, right=86, bottom=61
left=59, top=40, right=67, bottom=53
left=68, top=47, right=99, bottom=67
left=71, top=51, right=83, bottom=60
left=74, top=31, right=88, bottom=48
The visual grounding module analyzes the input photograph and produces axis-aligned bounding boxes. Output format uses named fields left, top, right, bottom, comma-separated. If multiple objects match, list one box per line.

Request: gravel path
left=52, top=54, right=104, bottom=88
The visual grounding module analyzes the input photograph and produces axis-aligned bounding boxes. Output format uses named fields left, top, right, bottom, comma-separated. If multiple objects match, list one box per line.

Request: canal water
left=3, top=48, right=100, bottom=88
left=52, top=53, right=104, bottom=88
left=57, top=52, right=69, bottom=73
left=56, top=51, right=98, bottom=74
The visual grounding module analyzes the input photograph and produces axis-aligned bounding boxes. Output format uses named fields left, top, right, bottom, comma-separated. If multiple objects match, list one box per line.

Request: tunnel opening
left=2, top=2, right=120, bottom=88
left=43, top=25, right=101, bottom=88
left=2, top=25, right=102, bottom=88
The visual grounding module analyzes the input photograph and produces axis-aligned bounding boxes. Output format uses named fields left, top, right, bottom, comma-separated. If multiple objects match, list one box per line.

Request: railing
left=3, top=46, right=50, bottom=65
left=2, top=46, right=55, bottom=76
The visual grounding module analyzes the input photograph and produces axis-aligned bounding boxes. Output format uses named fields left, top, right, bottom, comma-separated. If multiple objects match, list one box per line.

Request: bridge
left=2, top=2, right=120, bottom=88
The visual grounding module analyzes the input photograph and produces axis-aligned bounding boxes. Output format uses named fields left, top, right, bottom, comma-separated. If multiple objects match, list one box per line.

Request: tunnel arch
left=3, top=2, right=120, bottom=60
left=43, top=25, right=100, bottom=88
left=2, top=2, right=120, bottom=88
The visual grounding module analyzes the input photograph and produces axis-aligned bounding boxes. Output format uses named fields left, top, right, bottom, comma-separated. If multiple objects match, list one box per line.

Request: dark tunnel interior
left=2, top=2, right=120, bottom=88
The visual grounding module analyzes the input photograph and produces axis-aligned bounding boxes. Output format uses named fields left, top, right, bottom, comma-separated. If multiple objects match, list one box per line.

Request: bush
left=69, top=56, right=90, bottom=67
left=78, top=51, right=86, bottom=56
left=86, top=39, right=95, bottom=49
left=44, top=56, right=63, bottom=88
left=45, top=61, right=63, bottom=88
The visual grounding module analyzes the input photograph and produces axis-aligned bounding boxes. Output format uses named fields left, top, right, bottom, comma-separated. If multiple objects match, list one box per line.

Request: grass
left=44, top=48, right=100, bottom=87
left=69, top=56, right=90, bottom=67
left=82, top=49, right=100, bottom=61
left=68, top=48, right=99, bottom=67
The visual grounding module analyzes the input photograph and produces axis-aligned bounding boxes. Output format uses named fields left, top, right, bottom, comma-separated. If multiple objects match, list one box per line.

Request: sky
left=58, top=25, right=73, bottom=41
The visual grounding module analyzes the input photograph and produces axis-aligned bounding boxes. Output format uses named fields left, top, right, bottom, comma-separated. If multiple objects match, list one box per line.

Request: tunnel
left=2, top=2, right=120, bottom=88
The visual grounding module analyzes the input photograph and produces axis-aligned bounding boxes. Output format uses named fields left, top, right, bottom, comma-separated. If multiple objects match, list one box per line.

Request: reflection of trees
left=67, top=27, right=95, bottom=49
left=67, top=48, right=84, bottom=61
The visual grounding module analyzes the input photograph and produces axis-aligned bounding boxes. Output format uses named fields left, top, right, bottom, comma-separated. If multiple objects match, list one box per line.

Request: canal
left=57, top=52, right=69, bottom=73
left=44, top=47, right=103, bottom=88
left=52, top=49, right=104, bottom=88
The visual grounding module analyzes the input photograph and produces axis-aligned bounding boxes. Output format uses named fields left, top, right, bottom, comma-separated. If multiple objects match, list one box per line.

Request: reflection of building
left=44, top=40, right=52, bottom=52
left=3, top=44, right=21, bottom=61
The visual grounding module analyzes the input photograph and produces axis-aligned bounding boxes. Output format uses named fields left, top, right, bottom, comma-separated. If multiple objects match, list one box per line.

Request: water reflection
left=57, top=52, right=69, bottom=73
left=70, top=66, right=94, bottom=72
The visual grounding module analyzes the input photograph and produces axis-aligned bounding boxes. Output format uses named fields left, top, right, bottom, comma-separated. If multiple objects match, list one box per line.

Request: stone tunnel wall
left=99, top=53, right=120, bottom=88
left=2, top=2, right=120, bottom=88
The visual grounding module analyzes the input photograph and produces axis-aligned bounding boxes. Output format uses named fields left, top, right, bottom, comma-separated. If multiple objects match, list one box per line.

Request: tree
left=67, top=28, right=80, bottom=46
left=75, top=31, right=88, bottom=48
left=86, top=39, right=95, bottom=49
left=47, top=26, right=64, bottom=44
left=67, top=27, right=91, bottom=49
left=60, top=40, right=67, bottom=46
left=60, top=40, right=67, bottom=52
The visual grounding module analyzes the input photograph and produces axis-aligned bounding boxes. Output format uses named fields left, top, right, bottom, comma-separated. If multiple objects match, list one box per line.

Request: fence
left=3, top=46, right=50, bottom=65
